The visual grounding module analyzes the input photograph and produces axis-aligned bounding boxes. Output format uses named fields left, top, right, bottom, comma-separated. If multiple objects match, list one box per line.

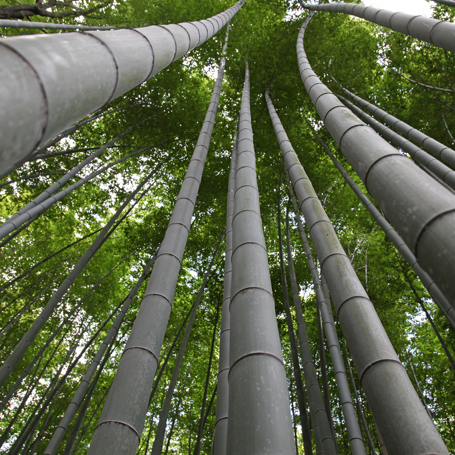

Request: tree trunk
left=309, top=125, right=455, bottom=329
left=0, top=0, right=245, bottom=170
left=226, top=62, right=295, bottom=455
left=265, top=82, right=449, bottom=454
left=88, top=27, right=231, bottom=455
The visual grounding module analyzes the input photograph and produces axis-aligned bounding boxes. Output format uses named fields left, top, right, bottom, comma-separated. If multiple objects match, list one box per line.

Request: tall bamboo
left=308, top=125, right=455, bottom=329
left=301, top=2, right=455, bottom=55
left=337, top=95, right=455, bottom=191
left=0, top=0, right=245, bottom=170
left=338, top=85, right=455, bottom=170
left=297, top=13, right=455, bottom=310
left=265, top=87, right=449, bottom=453
left=44, top=251, right=158, bottom=455
left=226, top=63, right=295, bottom=454
left=212, top=127, right=238, bottom=455
left=88, top=28, right=230, bottom=455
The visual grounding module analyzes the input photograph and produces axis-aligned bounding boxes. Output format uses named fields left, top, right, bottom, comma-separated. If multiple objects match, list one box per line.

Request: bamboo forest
left=1, top=0, right=455, bottom=453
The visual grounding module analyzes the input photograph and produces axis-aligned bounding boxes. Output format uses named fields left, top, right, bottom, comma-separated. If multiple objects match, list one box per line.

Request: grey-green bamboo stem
left=283, top=200, right=337, bottom=455
left=3, top=120, right=142, bottom=228
left=299, top=14, right=455, bottom=313
left=266, top=77, right=448, bottom=454
left=406, top=352, right=433, bottom=419
left=213, top=119, right=237, bottom=455
left=389, top=67, right=455, bottom=94
left=226, top=62, right=295, bottom=455
left=432, top=0, right=455, bottom=8
left=338, top=94, right=455, bottom=191
left=151, top=233, right=224, bottom=455
left=193, top=305, right=220, bottom=455
left=301, top=2, right=455, bottom=55
left=88, top=32, right=231, bottom=454
left=0, top=140, right=156, bottom=241
left=44, top=250, right=158, bottom=455
left=338, top=84, right=455, bottom=170
left=0, top=0, right=245, bottom=170
left=341, top=338, right=377, bottom=455
left=278, top=198, right=313, bottom=455
left=0, top=228, right=101, bottom=293
left=282, top=111, right=367, bottom=455
left=308, top=124, right=455, bottom=329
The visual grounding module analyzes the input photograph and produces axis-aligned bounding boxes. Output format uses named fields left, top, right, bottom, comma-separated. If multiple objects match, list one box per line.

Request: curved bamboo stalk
left=0, top=0, right=245, bottom=170
left=299, top=14, right=455, bottom=312
left=88, top=30, right=230, bottom=455
left=226, top=63, right=295, bottom=455
left=285, top=171, right=366, bottom=455
left=0, top=172, right=64, bottom=188
left=338, top=95, right=455, bottom=191
left=301, top=2, right=455, bottom=54
left=308, top=125, right=455, bottom=329
left=265, top=85, right=449, bottom=454
left=213, top=122, right=238, bottom=455
left=338, top=85, right=455, bottom=170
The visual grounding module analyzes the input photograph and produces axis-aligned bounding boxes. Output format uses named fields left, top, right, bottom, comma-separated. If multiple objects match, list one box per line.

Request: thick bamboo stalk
left=284, top=125, right=367, bottom=455
left=308, top=125, right=455, bottom=329
left=265, top=87, right=449, bottom=454
left=88, top=31, right=230, bottom=455
left=338, top=95, right=455, bottom=191
left=338, top=85, right=455, bottom=170
left=298, top=14, right=455, bottom=312
left=301, top=2, right=455, bottom=54
left=0, top=0, right=245, bottom=170
left=44, top=251, right=158, bottom=455
left=213, top=123, right=238, bottom=455
left=226, top=63, right=295, bottom=455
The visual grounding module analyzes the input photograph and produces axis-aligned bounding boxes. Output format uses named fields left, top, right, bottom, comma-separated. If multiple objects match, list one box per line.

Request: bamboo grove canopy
left=1, top=0, right=455, bottom=453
